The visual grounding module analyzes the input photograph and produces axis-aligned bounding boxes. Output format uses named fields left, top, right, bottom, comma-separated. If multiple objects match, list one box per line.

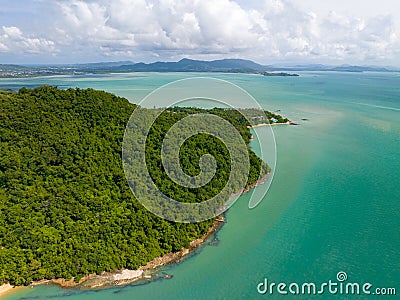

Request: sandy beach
left=0, top=283, right=22, bottom=298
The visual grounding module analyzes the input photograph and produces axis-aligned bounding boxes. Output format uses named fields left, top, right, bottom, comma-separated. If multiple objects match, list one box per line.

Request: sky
left=0, top=0, right=399, bottom=66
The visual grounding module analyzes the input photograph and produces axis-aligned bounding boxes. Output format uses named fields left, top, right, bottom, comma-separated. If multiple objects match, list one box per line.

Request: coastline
left=247, top=121, right=294, bottom=128
left=23, top=217, right=225, bottom=290
left=0, top=284, right=23, bottom=298
left=1, top=174, right=267, bottom=294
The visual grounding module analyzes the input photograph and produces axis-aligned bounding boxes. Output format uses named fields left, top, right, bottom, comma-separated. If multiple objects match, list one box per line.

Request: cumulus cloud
left=0, top=26, right=57, bottom=55
left=0, top=0, right=399, bottom=64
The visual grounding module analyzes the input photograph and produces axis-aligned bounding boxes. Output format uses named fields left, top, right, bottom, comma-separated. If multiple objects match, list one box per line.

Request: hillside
left=0, top=86, right=273, bottom=285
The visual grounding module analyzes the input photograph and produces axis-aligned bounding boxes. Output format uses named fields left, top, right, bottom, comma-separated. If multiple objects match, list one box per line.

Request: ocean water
left=1, top=72, right=399, bottom=299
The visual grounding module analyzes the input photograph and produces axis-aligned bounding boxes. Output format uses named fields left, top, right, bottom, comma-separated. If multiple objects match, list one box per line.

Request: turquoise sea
left=1, top=72, right=399, bottom=299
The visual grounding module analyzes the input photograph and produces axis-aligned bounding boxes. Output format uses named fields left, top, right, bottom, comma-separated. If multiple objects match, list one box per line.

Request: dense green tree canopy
left=0, top=86, right=277, bottom=285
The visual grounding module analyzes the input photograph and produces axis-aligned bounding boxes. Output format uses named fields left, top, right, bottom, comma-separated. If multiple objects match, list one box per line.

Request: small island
left=262, top=71, right=299, bottom=77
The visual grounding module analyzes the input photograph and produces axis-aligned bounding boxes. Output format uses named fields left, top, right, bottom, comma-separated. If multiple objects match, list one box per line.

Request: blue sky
left=0, top=0, right=399, bottom=66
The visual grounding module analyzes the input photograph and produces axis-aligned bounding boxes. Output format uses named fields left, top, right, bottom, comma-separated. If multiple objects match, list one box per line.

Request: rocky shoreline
left=28, top=217, right=224, bottom=290
left=2, top=175, right=267, bottom=293
left=247, top=120, right=296, bottom=128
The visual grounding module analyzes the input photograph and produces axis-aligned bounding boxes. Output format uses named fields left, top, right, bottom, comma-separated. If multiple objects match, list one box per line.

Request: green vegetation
left=145, top=107, right=270, bottom=201
left=0, top=86, right=282, bottom=286
left=262, top=72, right=299, bottom=77
left=165, top=107, right=289, bottom=128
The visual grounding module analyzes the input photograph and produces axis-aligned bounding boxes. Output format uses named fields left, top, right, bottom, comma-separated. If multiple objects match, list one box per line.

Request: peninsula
left=0, top=86, right=289, bottom=289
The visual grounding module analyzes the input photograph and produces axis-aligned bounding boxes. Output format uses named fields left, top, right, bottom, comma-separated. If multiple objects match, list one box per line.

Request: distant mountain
left=269, top=64, right=391, bottom=72
left=116, top=58, right=266, bottom=72
left=1, top=59, right=398, bottom=78
left=331, top=65, right=390, bottom=72
left=77, top=61, right=135, bottom=68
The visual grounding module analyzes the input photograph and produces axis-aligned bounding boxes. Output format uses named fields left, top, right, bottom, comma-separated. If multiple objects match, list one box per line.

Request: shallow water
left=1, top=71, right=399, bottom=299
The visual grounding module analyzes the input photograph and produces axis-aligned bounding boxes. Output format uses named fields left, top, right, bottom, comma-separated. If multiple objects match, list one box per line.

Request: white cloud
left=2, top=26, right=23, bottom=37
left=0, top=26, right=57, bottom=55
left=0, top=0, right=399, bottom=65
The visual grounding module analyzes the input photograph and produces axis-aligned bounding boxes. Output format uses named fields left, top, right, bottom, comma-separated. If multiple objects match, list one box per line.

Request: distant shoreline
left=1, top=58, right=396, bottom=79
